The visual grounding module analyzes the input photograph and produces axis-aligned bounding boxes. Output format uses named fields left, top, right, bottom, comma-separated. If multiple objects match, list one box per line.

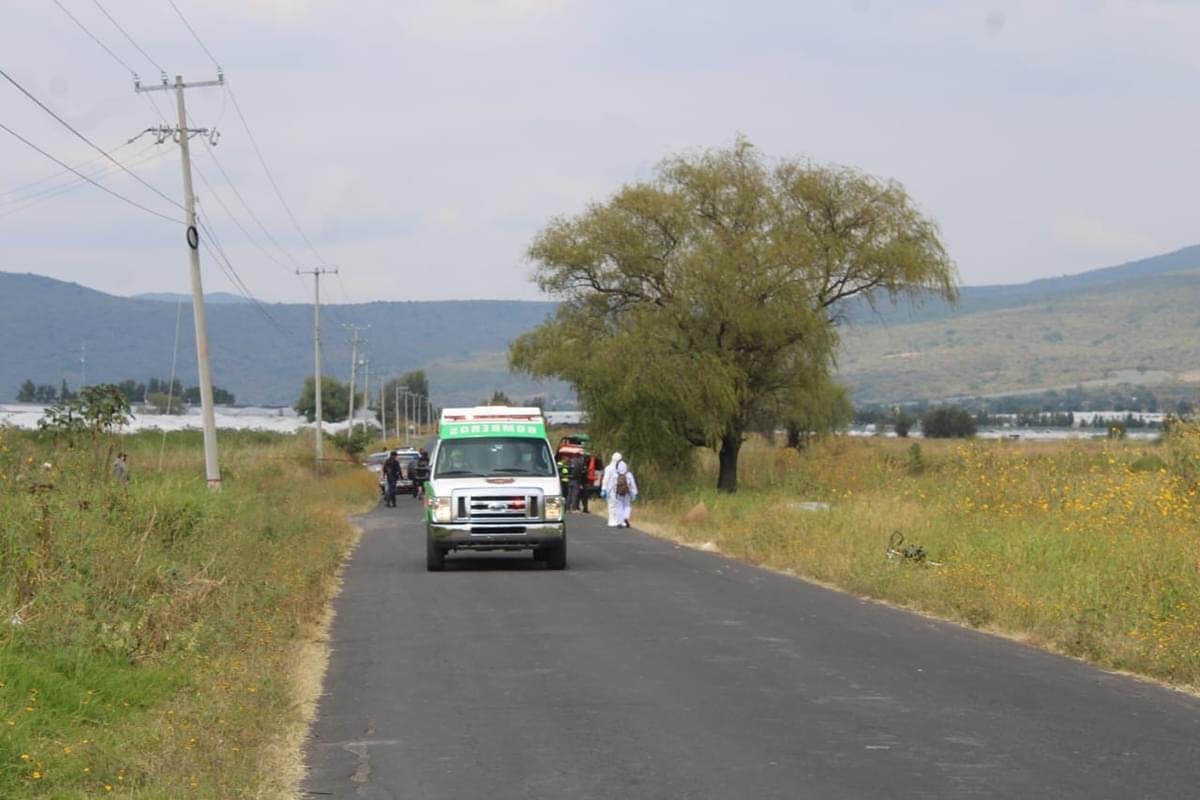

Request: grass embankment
left=0, top=428, right=376, bottom=798
left=632, top=426, right=1200, bottom=689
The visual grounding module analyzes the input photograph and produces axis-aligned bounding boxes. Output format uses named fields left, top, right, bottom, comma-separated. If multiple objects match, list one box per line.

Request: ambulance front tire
left=426, top=536, right=446, bottom=572
left=543, top=536, right=567, bottom=571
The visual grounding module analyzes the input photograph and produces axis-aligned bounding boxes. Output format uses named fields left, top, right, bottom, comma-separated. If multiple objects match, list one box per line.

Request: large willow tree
left=511, top=140, right=957, bottom=492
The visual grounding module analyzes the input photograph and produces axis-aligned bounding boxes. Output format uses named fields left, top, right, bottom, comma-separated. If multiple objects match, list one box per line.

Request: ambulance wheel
left=426, top=537, right=445, bottom=572
left=544, top=537, right=567, bottom=571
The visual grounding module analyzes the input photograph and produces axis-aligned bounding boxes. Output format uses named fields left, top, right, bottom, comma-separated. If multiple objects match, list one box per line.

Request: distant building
left=545, top=410, right=586, bottom=427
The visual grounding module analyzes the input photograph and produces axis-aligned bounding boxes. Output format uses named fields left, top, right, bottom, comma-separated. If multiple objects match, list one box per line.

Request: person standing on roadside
left=601, top=452, right=623, bottom=527
left=415, top=448, right=430, bottom=499
left=575, top=452, right=592, bottom=513
left=566, top=452, right=587, bottom=512
left=382, top=450, right=402, bottom=507
left=112, top=452, right=130, bottom=485
left=558, top=455, right=572, bottom=502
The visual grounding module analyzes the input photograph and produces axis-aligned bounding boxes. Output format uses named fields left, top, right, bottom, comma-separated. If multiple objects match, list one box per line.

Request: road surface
left=303, top=502, right=1200, bottom=799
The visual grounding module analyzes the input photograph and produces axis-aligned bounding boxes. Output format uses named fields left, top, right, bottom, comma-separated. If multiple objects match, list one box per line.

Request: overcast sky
left=3, top=0, right=1198, bottom=304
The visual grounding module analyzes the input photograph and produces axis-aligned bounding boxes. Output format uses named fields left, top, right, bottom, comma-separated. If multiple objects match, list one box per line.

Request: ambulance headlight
left=430, top=497, right=453, bottom=524
left=544, top=496, right=564, bottom=522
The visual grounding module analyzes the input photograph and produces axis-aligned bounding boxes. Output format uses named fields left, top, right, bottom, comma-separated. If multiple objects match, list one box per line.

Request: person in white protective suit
left=603, top=459, right=638, bottom=528
left=604, top=450, right=624, bottom=525
left=601, top=452, right=622, bottom=526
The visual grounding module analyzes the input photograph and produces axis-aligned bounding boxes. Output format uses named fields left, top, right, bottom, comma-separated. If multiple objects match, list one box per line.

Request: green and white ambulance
left=423, top=407, right=567, bottom=571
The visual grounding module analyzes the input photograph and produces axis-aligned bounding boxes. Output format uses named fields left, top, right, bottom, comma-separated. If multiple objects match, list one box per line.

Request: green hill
left=839, top=258, right=1200, bottom=402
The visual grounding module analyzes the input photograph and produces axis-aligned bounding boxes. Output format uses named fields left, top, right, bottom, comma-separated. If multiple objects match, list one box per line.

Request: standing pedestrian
left=382, top=450, right=402, bottom=507
left=415, top=448, right=430, bottom=499
left=567, top=452, right=587, bottom=512
left=558, top=455, right=572, bottom=503
left=600, top=460, right=638, bottom=527
left=576, top=452, right=593, bottom=513
left=112, top=452, right=130, bottom=484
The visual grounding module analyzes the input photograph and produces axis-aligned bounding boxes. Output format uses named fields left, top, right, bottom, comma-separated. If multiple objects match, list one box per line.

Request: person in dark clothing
left=559, top=457, right=572, bottom=503
left=383, top=450, right=402, bottom=507
left=571, top=453, right=590, bottom=513
left=415, top=449, right=430, bottom=499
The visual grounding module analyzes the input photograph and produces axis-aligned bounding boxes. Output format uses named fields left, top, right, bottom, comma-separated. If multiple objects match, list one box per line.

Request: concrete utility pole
left=398, top=387, right=410, bottom=445
left=297, top=266, right=338, bottom=475
left=344, top=325, right=366, bottom=433
left=361, top=359, right=370, bottom=434
left=379, top=383, right=386, bottom=443
left=80, top=344, right=87, bottom=388
left=136, top=72, right=224, bottom=488
left=394, top=385, right=400, bottom=440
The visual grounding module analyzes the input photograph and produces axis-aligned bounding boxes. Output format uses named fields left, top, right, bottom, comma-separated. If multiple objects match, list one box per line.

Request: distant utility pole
left=297, top=266, right=338, bottom=475
left=361, top=359, right=370, bottom=434
left=345, top=325, right=366, bottom=433
left=80, top=344, right=87, bottom=388
left=136, top=72, right=224, bottom=488
left=379, top=383, right=386, bottom=442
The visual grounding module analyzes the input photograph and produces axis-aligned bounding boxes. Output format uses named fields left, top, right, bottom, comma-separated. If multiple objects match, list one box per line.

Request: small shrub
left=921, top=406, right=977, bottom=438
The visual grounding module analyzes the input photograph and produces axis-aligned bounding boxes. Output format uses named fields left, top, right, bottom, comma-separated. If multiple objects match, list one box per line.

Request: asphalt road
left=304, top=501, right=1200, bottom=799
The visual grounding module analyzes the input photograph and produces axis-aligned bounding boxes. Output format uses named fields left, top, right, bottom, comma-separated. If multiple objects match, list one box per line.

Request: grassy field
left=631, top=425, right=1200, bottom=690
left=0, top=427, right=376, bottom=798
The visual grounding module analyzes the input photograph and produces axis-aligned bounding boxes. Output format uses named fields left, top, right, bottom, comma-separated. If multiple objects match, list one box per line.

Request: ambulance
left=423, top=407, right=567, bottom=571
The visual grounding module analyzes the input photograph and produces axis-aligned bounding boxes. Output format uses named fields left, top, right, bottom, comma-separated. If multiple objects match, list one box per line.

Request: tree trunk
left=717, top=431, right=742, bottom=493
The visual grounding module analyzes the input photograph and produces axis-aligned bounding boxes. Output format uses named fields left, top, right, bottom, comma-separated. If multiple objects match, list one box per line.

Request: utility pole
left=80, top=344, right=87, bottom=388
left=398, top=387, right=409, bottom=445
left=394, top=385, right=400, bottom=441
left=136, top=72, right=224, bottom=488
left=361, top=359, right=370, bottom=434
left=344, top=325, right=367, bottom=433
left=297, top=266, right=338, bottom=475
left=379, top=383, right=386, bottom=443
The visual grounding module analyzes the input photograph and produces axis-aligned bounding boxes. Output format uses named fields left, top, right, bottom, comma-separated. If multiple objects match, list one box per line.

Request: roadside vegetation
left=630, top=423, right=1200, bottom=690
left=0, top=426, right=376, bottom=798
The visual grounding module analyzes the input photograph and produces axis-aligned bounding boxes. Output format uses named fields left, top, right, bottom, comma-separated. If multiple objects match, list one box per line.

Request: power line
left=195, top=215, right=297, bottom=339
left=0, top=137, right=138, bottom=199
left=0, top=67, right=184, bottom=213
left=191, top=160, right=296, bottom=273
left=194, top=141, right=305, bottom=270
left=225, top=82, right=326, bottom=266
left=50, top=0, right=178, bottom=136
left=166, top=0, right=221, bottom=68
left=163, top=0, right=326, bottom=267
left=52, top=0, right=137, bottom=76
left=0, top=143, right=171, bottom=220
left=89, top=0, right=165, bottom=75
left=0, top=120, right=180, bottom=223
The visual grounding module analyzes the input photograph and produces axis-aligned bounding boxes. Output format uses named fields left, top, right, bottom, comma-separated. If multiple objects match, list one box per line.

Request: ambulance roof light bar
left=440, top=406, right=545, bottom=423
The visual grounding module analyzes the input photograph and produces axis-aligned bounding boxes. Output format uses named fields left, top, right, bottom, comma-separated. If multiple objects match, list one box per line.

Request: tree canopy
left=510, top=140, right=957, bottom=491
left=294, top=376, right=357, bottom=423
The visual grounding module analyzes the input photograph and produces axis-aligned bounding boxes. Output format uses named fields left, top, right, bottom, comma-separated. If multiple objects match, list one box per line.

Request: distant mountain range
left=0, top=271, right=559, bottom=406
left=3, top=244, right=1199, bottom=407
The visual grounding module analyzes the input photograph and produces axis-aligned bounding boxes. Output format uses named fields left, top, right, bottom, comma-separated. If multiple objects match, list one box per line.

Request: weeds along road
left=304, top=502, right=1200, bottom=800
